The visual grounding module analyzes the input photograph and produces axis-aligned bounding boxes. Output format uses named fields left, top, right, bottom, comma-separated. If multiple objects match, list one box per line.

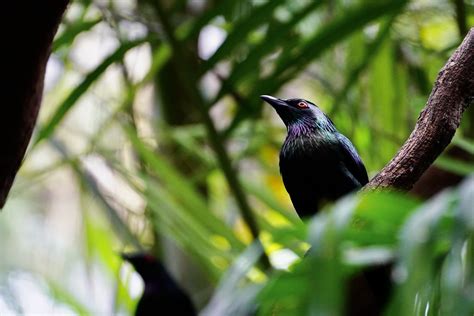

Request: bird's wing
left=336, top=133, right=369, bottom=186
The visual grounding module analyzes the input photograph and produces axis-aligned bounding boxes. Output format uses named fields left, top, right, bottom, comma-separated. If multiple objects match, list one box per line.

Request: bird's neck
left=143, top=273, right=178, bottom=293
left=287, top=121, right=317, bottom=138
left=287, top=115, right=336, bottom=136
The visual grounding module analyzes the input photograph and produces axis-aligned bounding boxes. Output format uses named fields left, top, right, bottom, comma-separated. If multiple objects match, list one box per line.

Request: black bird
left=122, top=253, right=197, bottom=316
left=261, top=95, right=368, bottom=217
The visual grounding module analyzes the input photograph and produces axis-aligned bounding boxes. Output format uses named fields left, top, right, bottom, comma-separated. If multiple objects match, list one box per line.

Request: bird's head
left=122, top=252, right=167, bottom=281
left=261, top=95, right=332, bottom=132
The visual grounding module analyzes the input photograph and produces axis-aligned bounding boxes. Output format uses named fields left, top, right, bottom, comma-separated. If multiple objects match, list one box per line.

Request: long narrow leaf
left=123, top=125, right=244, bottom=249
left=224, top=0, right=408, bottom=135
left=35, top=38, right=151, bottom=146
left=50, top=138, right=142, bottom=250
left=53, top=18, right=102, bottom=52
left=203, top=0, right=286, bottom=72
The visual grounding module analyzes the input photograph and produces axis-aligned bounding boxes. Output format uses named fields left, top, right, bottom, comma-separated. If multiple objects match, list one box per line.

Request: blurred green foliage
left=0, top=0, right=473, bottom=315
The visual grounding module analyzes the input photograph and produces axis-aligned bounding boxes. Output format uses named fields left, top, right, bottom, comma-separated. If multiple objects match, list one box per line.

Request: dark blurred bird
left=261, top=95, right=368, bottom=217
left=122, top=253, right=197, bottom=316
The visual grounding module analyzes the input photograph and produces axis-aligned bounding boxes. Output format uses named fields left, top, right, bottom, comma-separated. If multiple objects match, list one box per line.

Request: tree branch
left=0, top=1, right=70, bottom=208
left=367, top=28, right=474, bottom=190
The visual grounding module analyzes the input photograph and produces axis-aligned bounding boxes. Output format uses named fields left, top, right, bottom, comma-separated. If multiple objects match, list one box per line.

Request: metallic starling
left=261, top=95, right=368, bottom=218
left=122, top=253, right=197, bottom=316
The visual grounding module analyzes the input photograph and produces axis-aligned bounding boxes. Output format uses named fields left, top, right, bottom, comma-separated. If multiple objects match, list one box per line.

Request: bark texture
left=0, top=1, right=70, bottom=207
left=367, top=28, right=474, bottom=190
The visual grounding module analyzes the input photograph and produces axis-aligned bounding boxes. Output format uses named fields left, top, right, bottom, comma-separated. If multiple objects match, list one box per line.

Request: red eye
left=297, top=101, right=309, bottom=108
left=143, top=254, right=156, bottom=263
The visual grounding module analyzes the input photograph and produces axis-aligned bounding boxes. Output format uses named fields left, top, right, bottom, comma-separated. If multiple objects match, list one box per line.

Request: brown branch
left=367, top=28, right=474, bottom=191
left=0, top=1, right=70, bottom=208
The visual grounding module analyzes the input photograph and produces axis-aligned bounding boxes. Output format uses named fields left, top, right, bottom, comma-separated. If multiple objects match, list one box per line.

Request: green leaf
left=241, top=179, right=300, bottom=225
left=203, top=243, right=264, bottom=315
left=226, top=0, right=408, bottom=135
left=123, top=125, right=245, bottom=250
left=213, top=1, right=324, bottom=103
left=203, top=0, right=286, bottom=72
left=329, top=15, right=396, bottom=116
left=176, top=1, right=238, bottom=40
left=34, top=38, right=151, bottom=147
left=47, top=281, right=91, bottom=316
left=53, top=18, right=102, bottom=52
left=270, top=0, right=408, bottom=86
left=456, top=176, right=474, bottom=230
left=435, top=156, right=474, bottom=175
left=451, top=137, right=474, bottom=154
left=438, top=176, right=474, bottom=315
left=351, top=191, right=420, bottom=242
left=390, top=190, right=456, bottom=316
left=50, top=138, right=142, bottom=250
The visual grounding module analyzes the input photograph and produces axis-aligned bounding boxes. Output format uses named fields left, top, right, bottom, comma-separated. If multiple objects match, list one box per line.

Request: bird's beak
left=260, top=95, right=288, bottom=109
